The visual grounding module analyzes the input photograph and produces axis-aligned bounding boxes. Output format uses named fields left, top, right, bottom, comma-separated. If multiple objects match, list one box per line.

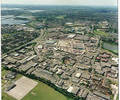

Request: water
left=28, top=10, right=45, bottom=13
left=1, top=16, right=29, bottom=25
left=103, top=42, right=118, bottom=54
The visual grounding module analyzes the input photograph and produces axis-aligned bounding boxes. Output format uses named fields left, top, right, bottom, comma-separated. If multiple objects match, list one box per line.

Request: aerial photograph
left=1, top=0, right=118, bottom=100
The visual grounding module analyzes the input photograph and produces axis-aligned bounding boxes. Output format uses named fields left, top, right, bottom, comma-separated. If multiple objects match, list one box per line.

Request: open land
left=22, top=82, right=73, bottom=100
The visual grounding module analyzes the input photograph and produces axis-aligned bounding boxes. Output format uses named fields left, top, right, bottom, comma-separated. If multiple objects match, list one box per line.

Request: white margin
left=0, top=0, right=2, bottom=100
left=118, top=0, right=120, bottom=99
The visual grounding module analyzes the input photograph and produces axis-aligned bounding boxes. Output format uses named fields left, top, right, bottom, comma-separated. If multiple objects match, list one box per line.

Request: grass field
left=94, top=30, right=109, bottom=37
left=2, top=67, right=8, bottom=77
left=2, top=68, right=9, bottom=87
left=2, top=92, right=16, bottom=100
left=117, top=95, right=118, bottom=100
left=22, top=81, right=73, bottom=100
left=56, top=15, right=66, bottom=19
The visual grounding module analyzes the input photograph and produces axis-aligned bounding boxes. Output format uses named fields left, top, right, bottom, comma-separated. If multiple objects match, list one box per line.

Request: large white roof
left=67, top=86, right=73, bottom=93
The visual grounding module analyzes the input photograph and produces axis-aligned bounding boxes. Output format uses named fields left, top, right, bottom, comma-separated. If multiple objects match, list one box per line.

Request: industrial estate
left=1, top=5, right=118, bottom=100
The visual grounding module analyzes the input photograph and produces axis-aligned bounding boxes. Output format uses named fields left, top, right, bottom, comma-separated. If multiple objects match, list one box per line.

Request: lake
left=103, top=42, right=118, bottom=54
left=2, top=16, right=29, bottom=25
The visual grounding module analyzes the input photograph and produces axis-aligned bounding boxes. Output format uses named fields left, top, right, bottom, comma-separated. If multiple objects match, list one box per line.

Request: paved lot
left=6, top=76, right=38, bottom=100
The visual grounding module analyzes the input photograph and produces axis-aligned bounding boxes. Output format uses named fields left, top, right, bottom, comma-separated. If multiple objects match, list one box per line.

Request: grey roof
left=77, top=65, right=90, bottom=70
left=71, top=87, right=80, bottom=95
left=19, top=61, right=36, bottom=71
left=61, top=73, right=69, bottom=80
left=2, top=61, right=9, bottom=65
left=5, top=72, right=16, bottom=79
left=57, top=79, right=64, bottom=86
left=18, top=49, right=26, bottom=53
left=32, top=68, right=56, bottom=83
left=26, top=68, right=36, bottom=74
left=66, top=69, right=75, bottom=76
left=51, top=67, right=58, bottom=73
left=32, top=63, right=38, bottom=67
left=81, top=73, right=91, bottom=80
left=78, top=88, right=88, bottom=98
left=75, top=72, right=82, bottom=78
left=92, top=76, right=101, bottom=81
left=56, top=69, right=64, bottom=75
left=101, top=62, right=111, bottom=67
left=93, top=91, right=110, bottom=100
left=26, top=55, right=37, bottom=61
left=6, top=83, right=16, bottom=91
left=82, top=89, right=89, bottom=98
left=7, top=64, right=16, bottom=68
left=5, top=57, right=17, bottom=64
left=72, top=78, right=80, bottom=83
left=86, top=93, right=106, bottom=100
left=95, top=69, right=104, bottom=75
left=46, top=40, right=56, bottom=44
left=18, top=56, right=29, bottom=64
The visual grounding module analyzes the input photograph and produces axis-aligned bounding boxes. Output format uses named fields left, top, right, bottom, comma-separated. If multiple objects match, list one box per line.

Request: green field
left=56, top=15, right=66, bottom=19
left=2, top=67, right=7, bottom=77
left=94, top=30, right=109, bottom=37
left=22, top=82, right=73, bottom=100
left=2, top=92, right=16, bottom=100
left=117, top=95, right=119, bottom=100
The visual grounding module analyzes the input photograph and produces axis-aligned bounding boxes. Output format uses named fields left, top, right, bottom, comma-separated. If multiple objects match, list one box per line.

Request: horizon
left=2, top=0, right=117, bottom=7
left=2, top=4, right=118, bottom=8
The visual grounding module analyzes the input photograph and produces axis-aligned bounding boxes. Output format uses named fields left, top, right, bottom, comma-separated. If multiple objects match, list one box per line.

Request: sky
left=2, top=0, right=117, bottom=6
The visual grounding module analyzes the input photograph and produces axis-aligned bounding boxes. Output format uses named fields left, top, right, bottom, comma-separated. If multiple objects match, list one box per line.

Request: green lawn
left=116, top=94, right=119, bottom=100
left=2, top=67, right=8, bottom=77
left=2, top=68, right=8, bottom=87
left=2, top=92, right=16, bottom=100
left=14, top=74, right=22, bottom=81
left=94, top=30, right=109, bottom=37
left=22, top=82, right=73, bottom=100
left=56, top=15, right=66, bottom=19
